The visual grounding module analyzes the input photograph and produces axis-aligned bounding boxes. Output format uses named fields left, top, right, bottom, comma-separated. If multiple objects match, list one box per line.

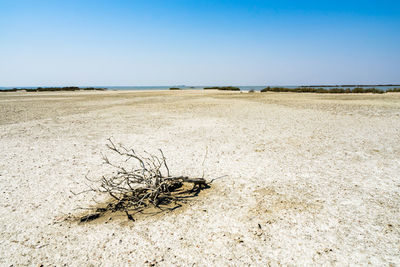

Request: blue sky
left=0, top=0, right=399, bottom=86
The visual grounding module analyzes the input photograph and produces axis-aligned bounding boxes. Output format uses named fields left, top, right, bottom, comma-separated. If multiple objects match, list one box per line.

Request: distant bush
left=352, top=87, right=364, bottom=93
left=0, top=88, right=18, bottom=92
left=169, top=87, right=181, bottom=90
left=204, top=86, right=240, bottom=91
left=260, top=86, right=385, bottom=94
left=386, top=88, right=400, bottom=92
left=83, top=87, right=106, bottom=91
left=260, top=87, right=290, bottom=92
left=0, top=87, right=106, bottom=92
left=248, top=89, right=255, bottom=93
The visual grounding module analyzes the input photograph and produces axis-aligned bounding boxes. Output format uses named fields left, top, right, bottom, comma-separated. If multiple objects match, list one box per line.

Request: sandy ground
left=0, top=90, right=400, bottom=266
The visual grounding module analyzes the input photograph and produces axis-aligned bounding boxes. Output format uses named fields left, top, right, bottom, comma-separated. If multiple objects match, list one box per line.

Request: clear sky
left=1, top=0, right=399, bottom=86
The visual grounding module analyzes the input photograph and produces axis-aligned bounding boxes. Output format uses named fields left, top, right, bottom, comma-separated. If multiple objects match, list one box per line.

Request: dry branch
left=78, top=139, right=209, bottom=222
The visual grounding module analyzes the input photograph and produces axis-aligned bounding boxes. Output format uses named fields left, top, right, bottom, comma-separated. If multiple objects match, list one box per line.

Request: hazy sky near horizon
left=1, top=0, right=399, bottom=86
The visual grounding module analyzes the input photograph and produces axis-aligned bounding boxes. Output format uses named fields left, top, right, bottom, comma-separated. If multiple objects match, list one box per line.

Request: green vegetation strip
left=260, top=87, right=400, bottom=94
left=203, top=86, right=240, bottom=91
left=0, top=87, right=106, bottom=92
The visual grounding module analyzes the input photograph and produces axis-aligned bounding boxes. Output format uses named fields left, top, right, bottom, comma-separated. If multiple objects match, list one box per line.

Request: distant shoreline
left=300, top=84, right=400, bottom=88
left=1, top=84, right=400, bottom=93
left=0, top=87, right=106, bottom=92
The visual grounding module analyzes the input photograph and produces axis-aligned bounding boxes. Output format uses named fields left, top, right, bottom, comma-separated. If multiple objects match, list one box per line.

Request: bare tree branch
left=76, top=139, right=209, bottom=222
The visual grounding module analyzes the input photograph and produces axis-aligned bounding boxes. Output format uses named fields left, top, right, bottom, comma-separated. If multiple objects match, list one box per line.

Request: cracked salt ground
left=0, top=90, right=399, bottom=265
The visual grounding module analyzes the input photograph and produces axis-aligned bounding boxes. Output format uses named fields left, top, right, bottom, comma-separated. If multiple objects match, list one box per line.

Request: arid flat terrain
left=1, top=90, right=399, bottom=265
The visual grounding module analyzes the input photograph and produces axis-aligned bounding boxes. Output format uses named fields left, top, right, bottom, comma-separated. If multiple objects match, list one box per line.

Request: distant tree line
left=203, top=86, right=240, bottom=91
left=259, top=87, right=400, bottom=94
left=386, top=88, right=400, bottom=93
left=300, top=84, right=400, bottom=88
left=0, top=87, right=107, bottom=92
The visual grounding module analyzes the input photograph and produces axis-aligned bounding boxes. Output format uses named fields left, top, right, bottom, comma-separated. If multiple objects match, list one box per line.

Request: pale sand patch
left=0, top=90, right=399, bottom=265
